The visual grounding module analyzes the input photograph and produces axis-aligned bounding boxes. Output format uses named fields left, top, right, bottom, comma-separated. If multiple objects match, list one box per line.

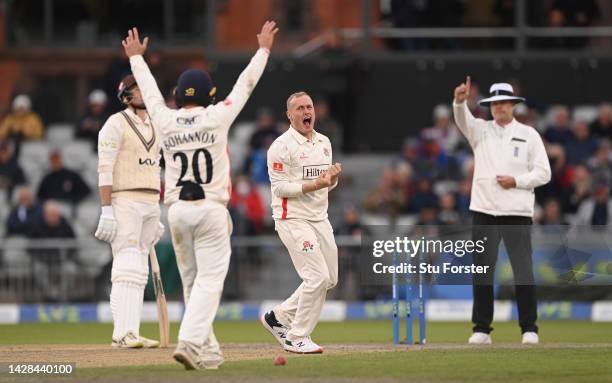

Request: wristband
left=101, top=205, right=114, bottom=217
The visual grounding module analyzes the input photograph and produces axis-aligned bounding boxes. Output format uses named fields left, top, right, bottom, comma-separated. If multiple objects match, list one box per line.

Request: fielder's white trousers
left=273, top=218, right=338, bottom=341
left=110, top=197, right=160, bottom=340
left=169, top=200, right=232, bottom=348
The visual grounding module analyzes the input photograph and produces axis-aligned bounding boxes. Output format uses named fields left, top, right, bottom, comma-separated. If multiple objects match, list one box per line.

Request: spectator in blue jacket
left=6, top=185, right=40, bottom=236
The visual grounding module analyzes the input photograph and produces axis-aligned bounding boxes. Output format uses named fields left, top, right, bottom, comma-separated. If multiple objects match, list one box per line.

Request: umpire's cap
left=117, top=75, right=138, bottom=104
left=478, top=83, right=525, bottom=107
left=175, top=69, right=217, bottom=108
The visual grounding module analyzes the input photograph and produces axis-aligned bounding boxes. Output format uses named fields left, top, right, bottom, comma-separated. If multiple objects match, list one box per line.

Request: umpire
left=453, top=77, right=551, bottom=345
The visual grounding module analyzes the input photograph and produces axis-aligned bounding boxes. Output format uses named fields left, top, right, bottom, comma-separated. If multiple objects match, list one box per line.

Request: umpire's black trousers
left=472, top=211, right=538, bottom=334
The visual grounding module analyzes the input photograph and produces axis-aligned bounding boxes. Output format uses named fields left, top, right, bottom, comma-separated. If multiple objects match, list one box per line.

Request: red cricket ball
left=274, top=355, right=286, bottom=366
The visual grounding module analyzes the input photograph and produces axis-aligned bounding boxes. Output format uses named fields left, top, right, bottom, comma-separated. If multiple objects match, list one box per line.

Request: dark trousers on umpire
left=472, top=211, right=538, bottom=334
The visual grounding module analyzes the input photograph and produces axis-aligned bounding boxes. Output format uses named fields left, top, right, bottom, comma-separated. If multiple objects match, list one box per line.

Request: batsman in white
left=121, top=22, right=278, bottom=369
left=95, top=74, right=164, bottom=349
left=261, top=92, right=342, bottom=354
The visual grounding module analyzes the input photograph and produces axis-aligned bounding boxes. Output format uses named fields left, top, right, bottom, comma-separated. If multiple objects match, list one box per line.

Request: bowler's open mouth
left=303, top=116, right=312, bottom=127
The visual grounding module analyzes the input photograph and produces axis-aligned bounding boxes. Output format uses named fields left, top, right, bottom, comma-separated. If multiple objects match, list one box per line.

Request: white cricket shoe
left=199, top=351, right=224, bottom=370
left=139, top=336, right=160, bottom=348
left=522, top=332, right=539, bottom=345
left=111, top=331, right=144, bottom=349
left=468, top=332, right=492, bottom=345
left=173, top=341, right=201, bottom=370
left=174, top=341, right=223, bottom=370
left=283, top=337, right=323, bottom=354
left=260, top=311, right=289, bottom=347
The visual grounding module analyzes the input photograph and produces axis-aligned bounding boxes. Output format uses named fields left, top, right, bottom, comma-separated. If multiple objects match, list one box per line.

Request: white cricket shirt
left=267, top=126, right=336, bottom=221
left=97, top=108, right=160, bottom=202
left=453, top=100, right=551, bottom=217
left=129, top=48, right=270, bottom=205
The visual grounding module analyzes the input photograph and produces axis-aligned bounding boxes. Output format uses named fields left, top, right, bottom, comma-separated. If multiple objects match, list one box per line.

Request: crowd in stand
left=1, top=81, right=610, bottom=301
left=0, top=92, right=98, bottom=241
left=3, top=1, right=611, bottom=303
left=0, top=89, right=346, bottom=238
left=383, top=0, right=609, bottom=51
left=2, top=80, right=611, bottom=241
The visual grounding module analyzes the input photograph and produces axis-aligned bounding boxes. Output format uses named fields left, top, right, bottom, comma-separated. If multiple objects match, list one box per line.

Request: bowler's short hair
left=286, top=91, right=311, bottom=110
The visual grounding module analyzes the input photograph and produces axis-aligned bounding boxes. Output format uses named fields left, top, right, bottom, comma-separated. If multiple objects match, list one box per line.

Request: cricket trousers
left=110, top=197, right=160, bottom=340
left=168, top=199, right=232, bottom=349
left=471, top=211, right=538, bottom=334
left=273, top=218, right=338, bottom=341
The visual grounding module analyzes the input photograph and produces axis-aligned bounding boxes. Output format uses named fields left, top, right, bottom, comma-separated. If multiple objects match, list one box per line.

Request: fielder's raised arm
left=122, top=28, right=170, bottom=126
left=118, top=21, right=279, bottom=370
left=124, top=23, right=278, bottom=134
left=210, top=21, right=278, bottom=128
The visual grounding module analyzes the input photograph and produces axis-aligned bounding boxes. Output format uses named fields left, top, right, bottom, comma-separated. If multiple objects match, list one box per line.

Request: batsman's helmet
left=174, top=69, right=216, bottom=108
left=117, top=75, right=138, bottom=105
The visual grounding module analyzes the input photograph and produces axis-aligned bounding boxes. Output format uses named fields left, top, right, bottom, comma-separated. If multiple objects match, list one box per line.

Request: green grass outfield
left=1, top=321, right=612, bottom=382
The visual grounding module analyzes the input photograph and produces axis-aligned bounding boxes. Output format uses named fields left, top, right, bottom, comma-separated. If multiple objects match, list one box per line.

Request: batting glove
left=153, top=221, right=165, bottom=245
left=95, top=206, right=118, bottom=243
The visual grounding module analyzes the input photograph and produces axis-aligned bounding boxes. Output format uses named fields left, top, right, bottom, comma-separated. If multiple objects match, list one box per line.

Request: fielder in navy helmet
left=122, top=22, right=278, bottom=369
left=174, top=69, right=217, bottom=108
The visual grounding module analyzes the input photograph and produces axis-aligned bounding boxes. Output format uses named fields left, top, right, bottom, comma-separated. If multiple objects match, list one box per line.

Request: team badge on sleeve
left=273, top=162, right=284, bottom=172
left=323, top=147, right=330, bottom=157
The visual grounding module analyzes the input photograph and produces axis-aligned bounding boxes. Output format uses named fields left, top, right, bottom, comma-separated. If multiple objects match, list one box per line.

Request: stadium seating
left=228, top=122, right=256, bottom=173
left=61, top=140, right=93, bottom=172
left=75, top=201, right=101, bottom=238
left=46, top=124, right=75, bottom=146
left=2, top=237, right=31, bottom=278
left=573, top=105, right=599, bottom=124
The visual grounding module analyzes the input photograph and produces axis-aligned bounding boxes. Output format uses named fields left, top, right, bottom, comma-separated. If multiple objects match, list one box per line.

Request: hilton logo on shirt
left=303, top=164, right=329, bottom=180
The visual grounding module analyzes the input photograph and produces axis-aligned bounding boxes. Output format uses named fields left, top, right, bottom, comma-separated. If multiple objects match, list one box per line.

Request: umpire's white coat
left=453, top=101, right=551, bottom=218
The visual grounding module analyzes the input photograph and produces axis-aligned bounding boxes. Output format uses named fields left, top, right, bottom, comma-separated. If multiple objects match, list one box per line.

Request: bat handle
left=149, top=246, right=161, bottom=274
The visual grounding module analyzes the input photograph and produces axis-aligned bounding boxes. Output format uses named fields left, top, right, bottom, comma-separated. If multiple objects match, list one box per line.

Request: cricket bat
left=149, top=246, right=170, bottom=348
